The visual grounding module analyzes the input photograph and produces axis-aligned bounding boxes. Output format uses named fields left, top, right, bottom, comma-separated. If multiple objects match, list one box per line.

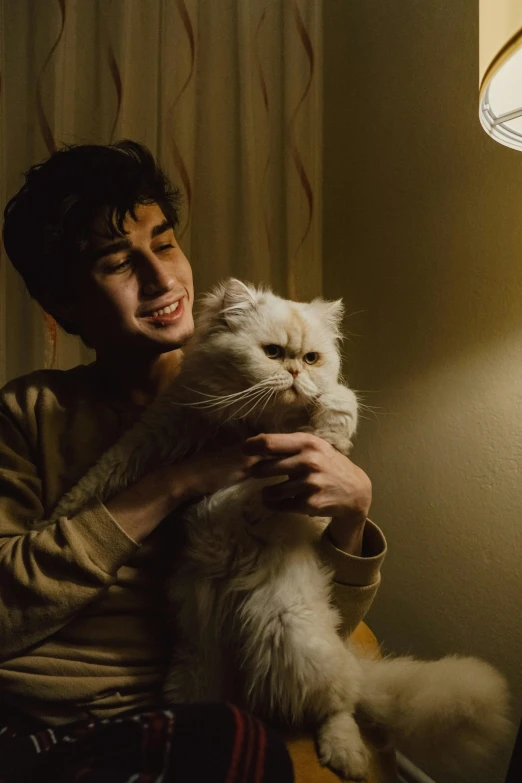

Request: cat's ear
left=195, top=278, right=258, bottom=331
left=311, top=298, right=344, bottom=338
left=197, top=278, right=258, bottom=330
left=221, top=278, right=259, bottom=328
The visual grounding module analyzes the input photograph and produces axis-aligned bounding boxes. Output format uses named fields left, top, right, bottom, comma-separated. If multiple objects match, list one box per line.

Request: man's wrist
left=327, top=515, right=367, bottom=556
left=160, top=462, right=201, bottom=505
left=105, top=465, right=195, bottom=544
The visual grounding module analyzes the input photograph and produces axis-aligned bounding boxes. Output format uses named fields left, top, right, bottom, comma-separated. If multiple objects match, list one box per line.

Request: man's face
left=72, top=203, right=195, bottom=356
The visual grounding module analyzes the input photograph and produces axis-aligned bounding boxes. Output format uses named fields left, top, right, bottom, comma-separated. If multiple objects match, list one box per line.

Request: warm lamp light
left=479, top=6, right=522, bottom=782
left=479, top=0, right=522, bottom=150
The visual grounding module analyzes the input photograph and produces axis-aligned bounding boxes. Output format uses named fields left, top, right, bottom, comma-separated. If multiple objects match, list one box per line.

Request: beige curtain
left=0, top=0, right=322, bottom=387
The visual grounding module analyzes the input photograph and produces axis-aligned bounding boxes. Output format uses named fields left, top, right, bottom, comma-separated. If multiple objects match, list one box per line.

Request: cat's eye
left=263, top=344, right=284, bottom=359
left=303, top=352, right=319, bottom=364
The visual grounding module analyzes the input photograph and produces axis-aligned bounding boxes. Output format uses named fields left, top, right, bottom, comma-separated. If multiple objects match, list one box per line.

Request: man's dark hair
left=2, top=140, right=182, bottom=336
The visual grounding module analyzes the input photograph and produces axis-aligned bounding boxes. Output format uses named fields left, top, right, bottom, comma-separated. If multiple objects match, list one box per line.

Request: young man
left=0, top=141, right=386, bottom=781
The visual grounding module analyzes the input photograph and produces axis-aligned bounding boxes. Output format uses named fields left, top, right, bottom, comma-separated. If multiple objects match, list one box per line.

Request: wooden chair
left=284, top=622, right=399, bottom=782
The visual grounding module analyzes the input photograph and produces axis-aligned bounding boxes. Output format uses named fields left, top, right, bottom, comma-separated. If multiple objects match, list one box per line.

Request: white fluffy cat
left=51, top=278, right=510, bottom=780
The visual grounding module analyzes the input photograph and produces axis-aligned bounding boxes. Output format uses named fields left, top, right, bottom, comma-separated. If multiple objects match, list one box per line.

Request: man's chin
left=149, top=324, right=194, bottom=353
left=139, top=314, right=194, bottom=345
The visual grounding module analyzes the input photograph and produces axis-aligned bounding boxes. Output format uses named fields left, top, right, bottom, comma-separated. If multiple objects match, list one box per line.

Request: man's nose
left=141, top=256, right=175, bottom=297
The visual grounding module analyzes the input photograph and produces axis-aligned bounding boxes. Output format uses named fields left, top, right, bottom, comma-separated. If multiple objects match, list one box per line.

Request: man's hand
left=244, top=432, right=372, bottom=555
left=106, top=441, right=258, bottom=544
left=175, top=441, right=259, bottom=500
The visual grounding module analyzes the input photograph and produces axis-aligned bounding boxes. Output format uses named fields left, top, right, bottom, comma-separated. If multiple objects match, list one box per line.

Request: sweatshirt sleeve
left=0, top=400, right=139, bottom=661
left=316, top=520, right=387, bottom=637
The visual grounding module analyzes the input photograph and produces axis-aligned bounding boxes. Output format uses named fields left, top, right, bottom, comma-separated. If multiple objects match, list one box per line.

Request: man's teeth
left=150, top=301, right=180, bottom=317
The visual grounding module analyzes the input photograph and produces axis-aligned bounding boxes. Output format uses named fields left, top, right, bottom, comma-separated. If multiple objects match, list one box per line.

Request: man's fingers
left=262, top=496, right=314, bottom=515
left=262, top=479, right=312, bottom=502
left=243, top=432, right=315, bottom=457
left=249, top=456, right=306, bottom=479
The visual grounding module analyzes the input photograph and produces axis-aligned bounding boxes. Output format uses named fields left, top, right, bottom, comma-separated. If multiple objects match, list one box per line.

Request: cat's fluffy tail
left=355, top=652, right=511, bottom=769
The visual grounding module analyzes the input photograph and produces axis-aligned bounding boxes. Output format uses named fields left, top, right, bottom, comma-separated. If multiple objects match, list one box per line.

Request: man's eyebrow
left=151, top=219, right=172, bottom=238
left=92, top=237, right=131, bottom=261
left=92, top=220, right=173, bottom=261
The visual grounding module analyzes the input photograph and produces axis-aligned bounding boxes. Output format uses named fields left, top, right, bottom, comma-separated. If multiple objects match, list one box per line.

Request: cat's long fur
left=52, top=278, right=510, bottom=780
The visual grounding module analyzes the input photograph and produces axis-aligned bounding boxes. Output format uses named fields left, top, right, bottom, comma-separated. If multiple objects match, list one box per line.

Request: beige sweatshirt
left=0, top=365, right=387, bottom=726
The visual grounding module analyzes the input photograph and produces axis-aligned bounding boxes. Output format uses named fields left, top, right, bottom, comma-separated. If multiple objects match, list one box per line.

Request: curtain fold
left=0, top=0, right=322, bottom=386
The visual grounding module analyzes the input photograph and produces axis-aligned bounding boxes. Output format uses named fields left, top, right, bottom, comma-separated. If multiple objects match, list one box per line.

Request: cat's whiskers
left=224, top=385, right=277, bottom=421
left=180, top=379, right=273, bottom=404
left=178, top=379, right=275, bottom=410
left=255, top=385, right=280, bottom=420
left=208, top=386, right=277, bottom=416
left=353, top=394, right=386, bottom=421
left=200, top=383, right=281, bottom=421
left=225, top=382, right=283, bottom=422
left=180, top=382, right=273, bottom=401
left=249, top=383, right=284, bottom=420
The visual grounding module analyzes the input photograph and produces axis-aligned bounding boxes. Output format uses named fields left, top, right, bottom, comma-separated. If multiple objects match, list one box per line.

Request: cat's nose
left=289, top=368, right=301, bottom=378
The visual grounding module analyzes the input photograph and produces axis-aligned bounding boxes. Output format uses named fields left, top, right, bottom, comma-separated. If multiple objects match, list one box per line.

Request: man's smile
left=140, top=296, right=186, bottom=327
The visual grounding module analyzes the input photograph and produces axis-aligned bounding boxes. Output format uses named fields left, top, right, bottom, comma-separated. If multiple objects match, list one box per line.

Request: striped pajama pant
left=0, top=703, right=294, bottom=783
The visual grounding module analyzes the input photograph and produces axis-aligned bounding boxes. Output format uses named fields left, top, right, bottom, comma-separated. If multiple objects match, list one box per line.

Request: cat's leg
left=317, top=711, right=368, bottom=782
left=194, top=483, right=368, bottom=777
left=262, top=612, right=368, bottom=779
left=299, top=642, right=369, bottom=780
left=239, top=552, right=368, bottom=780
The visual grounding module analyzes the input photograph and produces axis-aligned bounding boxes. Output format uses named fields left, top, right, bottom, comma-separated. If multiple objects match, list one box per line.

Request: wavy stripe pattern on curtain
left=0, top=0, right=322, bottom=386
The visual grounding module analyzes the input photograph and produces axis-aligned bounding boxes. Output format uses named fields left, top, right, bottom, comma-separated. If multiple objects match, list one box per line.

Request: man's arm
left=319, top=520, right=387, bottom=636
left=105, top=442, right=254, bottom=543
left=0, top=405, right=250, bottom=659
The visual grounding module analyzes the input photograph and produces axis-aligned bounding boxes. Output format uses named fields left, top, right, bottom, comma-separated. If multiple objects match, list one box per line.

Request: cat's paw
left=312, top=428, right=354, bottom=456
left=297, top=424, right=352, bottom=456
left=317, top=712, right=369, bottom=781
left=308, top=386, right=358, bottom=456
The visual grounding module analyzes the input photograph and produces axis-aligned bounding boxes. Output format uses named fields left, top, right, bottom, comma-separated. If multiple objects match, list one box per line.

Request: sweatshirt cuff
left=318, top=519, right=387, bottom=587
left=60, top=497, right=140, bottom=575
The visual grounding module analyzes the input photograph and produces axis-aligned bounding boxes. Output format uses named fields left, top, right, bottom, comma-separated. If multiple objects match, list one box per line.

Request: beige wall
left=323, top=2, right=522, bottom=781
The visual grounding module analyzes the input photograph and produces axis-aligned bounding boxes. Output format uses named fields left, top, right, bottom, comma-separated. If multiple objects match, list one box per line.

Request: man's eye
left=263, top=344, right=284, bottom=359
left=107, top=258, right=131, bottom=273
left=156, top=243, right=174, bottom=252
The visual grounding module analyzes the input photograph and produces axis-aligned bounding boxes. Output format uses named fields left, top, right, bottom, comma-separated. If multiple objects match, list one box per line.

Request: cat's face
left=187, top=279, right=344, bottom=421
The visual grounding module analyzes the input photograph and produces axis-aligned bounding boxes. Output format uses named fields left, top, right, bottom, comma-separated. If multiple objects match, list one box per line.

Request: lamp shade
left=479, top=0, right=522, bottom=150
